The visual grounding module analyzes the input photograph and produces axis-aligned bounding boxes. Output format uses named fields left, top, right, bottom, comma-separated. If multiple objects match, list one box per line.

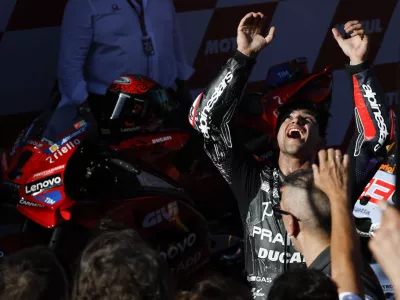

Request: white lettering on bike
left=198, top=72, right=233, bottom=138
left=25, top=175, right=62, bottom=195
left=45, top=139, right=80, bottom=164
left=142, top=202, right=179, bottom=228
left=152, top=136, right=172, bottom=144
left=61, top=127, right=87, bottom=145
left=26, top=140, right=43, bottom=148
left=159, top=233, right=196, bottom=260
left=173, top=251, right=202, bottom=273
left=19, top=199, right=44, bottom=208
left=33, top=165, right=65, bottom=178
left=362, top=84, right=389, bottom=152
left=120, top=126, right=140, bottom=133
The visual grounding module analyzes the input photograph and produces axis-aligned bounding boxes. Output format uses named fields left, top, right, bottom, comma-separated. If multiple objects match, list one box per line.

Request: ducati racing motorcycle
left=0, top=76, right=244, bottom=286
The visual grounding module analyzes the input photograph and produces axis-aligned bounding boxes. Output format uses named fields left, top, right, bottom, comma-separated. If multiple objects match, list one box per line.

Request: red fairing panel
left=3, top=123, right=89, bottom=228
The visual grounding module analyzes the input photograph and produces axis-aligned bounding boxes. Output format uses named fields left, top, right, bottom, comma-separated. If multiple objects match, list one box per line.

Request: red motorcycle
left=0, top=59, right=333, bottom=285
left=0, top=76, right=243, bottom=286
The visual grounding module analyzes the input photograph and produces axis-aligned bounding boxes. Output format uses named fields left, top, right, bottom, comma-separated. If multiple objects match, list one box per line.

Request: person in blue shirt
left=57, top=0, right=194, bottom=109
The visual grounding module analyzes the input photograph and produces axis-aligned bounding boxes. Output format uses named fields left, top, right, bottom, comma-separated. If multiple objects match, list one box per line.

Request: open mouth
left=287, top=128, right=304, bottom=140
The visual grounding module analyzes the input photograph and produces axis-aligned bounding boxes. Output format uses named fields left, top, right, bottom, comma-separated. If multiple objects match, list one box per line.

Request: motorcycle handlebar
left=109, top=158, right=140, bottom=175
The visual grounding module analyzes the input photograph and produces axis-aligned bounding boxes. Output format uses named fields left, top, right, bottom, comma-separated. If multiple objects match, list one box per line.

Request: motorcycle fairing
left=2, top=116, right=90, bottom=228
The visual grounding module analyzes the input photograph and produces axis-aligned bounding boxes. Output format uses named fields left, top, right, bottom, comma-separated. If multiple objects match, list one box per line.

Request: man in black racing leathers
left=188, top=13, right=391, bottom=298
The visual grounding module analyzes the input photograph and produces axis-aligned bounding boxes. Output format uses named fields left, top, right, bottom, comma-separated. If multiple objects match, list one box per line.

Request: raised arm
left=313, top=149, right=364, bottom=298
left=188, top=13, right=274, bottom=208
left=58, top=0, right=94, bottom=106
left=332, top=21, right=391, bottom=198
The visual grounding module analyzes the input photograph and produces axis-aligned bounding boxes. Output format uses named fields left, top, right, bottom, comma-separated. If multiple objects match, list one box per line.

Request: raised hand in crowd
left=332, top=20, right=368, bottom=65
left=237, top=12, right=275, bottom=58
left=369, top=202, right=400, bottom=295
left=313, top=149, right=364, bottom=298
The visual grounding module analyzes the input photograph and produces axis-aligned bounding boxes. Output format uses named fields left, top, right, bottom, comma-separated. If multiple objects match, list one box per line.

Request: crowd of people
left=0, top=0, right=399, bottom=299
left=0, top=148, right=398, bottom=300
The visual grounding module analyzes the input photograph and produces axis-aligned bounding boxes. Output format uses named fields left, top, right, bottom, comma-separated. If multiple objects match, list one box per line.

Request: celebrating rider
left=189, top=12, right=390, bottom=298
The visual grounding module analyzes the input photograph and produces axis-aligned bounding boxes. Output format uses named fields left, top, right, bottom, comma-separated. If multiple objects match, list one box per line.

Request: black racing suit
left=188, top=51, right=390, bottom=298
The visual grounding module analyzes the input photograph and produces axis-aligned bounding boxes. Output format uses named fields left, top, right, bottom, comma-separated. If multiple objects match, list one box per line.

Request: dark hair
left=175, top=274, right=252, bottom=300
left=72, top=229, right=171, bottom=300
left=0, top=246, right=69, bottom=300
left=268, top=268, right=338, bottom=300
left=276, top=99, right=331, bottom=138
left=283, top=169, right=331, bottom=233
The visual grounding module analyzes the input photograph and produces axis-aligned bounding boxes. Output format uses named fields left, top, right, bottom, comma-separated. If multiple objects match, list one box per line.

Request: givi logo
left=142, top=202, right=179, bottom=228
left=313, top=0, right=398, bottom=72
left=188, top=2, right=278, bottom=89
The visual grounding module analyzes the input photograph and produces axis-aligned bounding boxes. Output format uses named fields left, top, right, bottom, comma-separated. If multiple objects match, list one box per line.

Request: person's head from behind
left=268, top=268, right=338, bottom=300
left=175, top=273, right=252, bottom=300
left=278, top=169, right=331, bottom=256
left=276, top=100, right=329, bottom=161
left=0, top=246, right=69, bottom=300
left=72, top=229, right=170, bottom=300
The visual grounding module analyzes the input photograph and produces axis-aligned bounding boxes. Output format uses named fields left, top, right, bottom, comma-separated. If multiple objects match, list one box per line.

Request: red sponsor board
left=313, top=0, right=398, bottom=72
left=188, top=2, right=278, bottom=89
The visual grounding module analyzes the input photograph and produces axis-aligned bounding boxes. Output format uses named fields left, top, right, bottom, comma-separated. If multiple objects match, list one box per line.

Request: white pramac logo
left=114, top=76, right=131, bottom=84
left=25, top=175, right=62, bottom=195
left=198, top=71, right=233, bottom=138
left=142, top=202, right=179, bottom=228
left=362, top=84, right=389, bottom=152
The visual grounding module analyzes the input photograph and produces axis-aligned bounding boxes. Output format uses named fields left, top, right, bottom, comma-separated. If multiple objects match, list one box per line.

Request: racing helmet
left=90, top=74, right=178, bottom=141
left=238, top=57, right=332, bottom=137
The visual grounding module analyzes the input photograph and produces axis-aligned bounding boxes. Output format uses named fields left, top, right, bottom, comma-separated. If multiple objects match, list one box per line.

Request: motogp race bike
left=0, top=58, right=332, bottom=284
left=0, top=104, right=244, bottom=286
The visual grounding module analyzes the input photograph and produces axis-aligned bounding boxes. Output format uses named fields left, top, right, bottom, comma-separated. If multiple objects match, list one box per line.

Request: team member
left=57, top=0, right=193, bottom=108
left=279, top=159, right=385, bottom=299
left=189, top=12, right=390, bottom=297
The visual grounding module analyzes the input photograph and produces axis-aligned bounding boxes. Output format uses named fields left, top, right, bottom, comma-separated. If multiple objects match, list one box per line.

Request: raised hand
left=369, top=202, right=400, bottom=294
left=312, top=149, right=350, bottom=201
left=332, top=20, right=368, bottom=65
left=237, top=12, right=275, bottom=58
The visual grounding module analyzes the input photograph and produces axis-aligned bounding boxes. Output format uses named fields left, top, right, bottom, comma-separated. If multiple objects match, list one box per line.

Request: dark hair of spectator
left=283, top=168, right=331, bottom=234
left=0, top=246, right=69, bottom=300
left=174, top=274, right=252, bottom=300
left=268, top=268, right=338, bottom=300
left=72, top=229, right=171, bottom=300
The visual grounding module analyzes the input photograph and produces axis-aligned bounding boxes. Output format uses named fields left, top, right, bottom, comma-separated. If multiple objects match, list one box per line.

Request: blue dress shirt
left=57, top=0, right=194, bottom=106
